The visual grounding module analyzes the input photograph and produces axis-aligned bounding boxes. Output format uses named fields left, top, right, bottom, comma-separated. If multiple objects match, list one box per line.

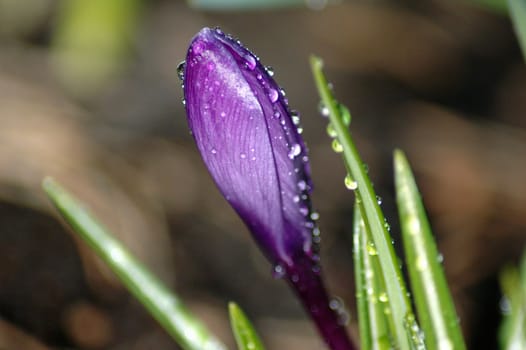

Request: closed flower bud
left=181, top=27, right=355, bottom=350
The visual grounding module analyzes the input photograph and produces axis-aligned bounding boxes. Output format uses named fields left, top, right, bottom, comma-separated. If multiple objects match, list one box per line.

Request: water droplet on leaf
left=331, top=139, right=343, bottom=153
left=318, top=101, right=330, bottom=117
left=326, top=123, right=337, bottom=138
left=344, top=174, right=358, bottom=190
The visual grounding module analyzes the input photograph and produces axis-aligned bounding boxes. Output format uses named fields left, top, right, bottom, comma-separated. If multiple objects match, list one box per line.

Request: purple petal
left=183, top=27, right=315, bottom=267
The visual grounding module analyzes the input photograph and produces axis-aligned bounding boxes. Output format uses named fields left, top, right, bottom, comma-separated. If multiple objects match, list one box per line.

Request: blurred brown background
left=0, top=0, right=525, bottom=349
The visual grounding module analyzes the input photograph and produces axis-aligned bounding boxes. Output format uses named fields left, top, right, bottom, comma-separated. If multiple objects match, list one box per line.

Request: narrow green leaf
left=42, top=177, right=227, bottom=350
left=310, top=55, right=417, bottom=350
left=508, top=0, right=526, bottom=61
left=499, top=251, right=526, bottom=350
left=353, top=203, right=393, bottom=350
left=228, top=302, right=265, bottom=350
left=394, top=150, right=466, bottom=350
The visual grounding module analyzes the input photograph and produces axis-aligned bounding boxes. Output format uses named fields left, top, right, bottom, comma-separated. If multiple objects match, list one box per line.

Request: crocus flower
left=181, top=27, right=355, bottom=350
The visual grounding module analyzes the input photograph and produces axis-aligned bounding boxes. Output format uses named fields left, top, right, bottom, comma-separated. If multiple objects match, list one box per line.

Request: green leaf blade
left=353, top=203, right=393, bottom=350
left=228, top=302, right=265, bottom=350
left=42, top=177, right=228, bottom=350
left=394, top=150, right=466, bottom=350
left=310, top=55, right=416, bottom=350
left=499, top=250, right=526, bottom=350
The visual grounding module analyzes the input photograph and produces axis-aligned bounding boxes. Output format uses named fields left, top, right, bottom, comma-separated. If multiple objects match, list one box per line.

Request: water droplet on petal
left=292, top=115, right=300, bottom=126
left=211, top=148, right=217, bottom=155
left=297, top=180, right=307, bottom=191
left=310, top=212, right=320, bottom=221
left=268, top=89, right=279, bottom=102
left=272, top=264, right=286, bottom=279
left=240, top=153, right=247, bottom=159
left=329, top=298, right=341, bottom=310
left=214, top=27, right=223, bottom=35
left=288, top=144, right=301, bottom=159
left=265, top=66, right=274, bottom=76
left=244, top=54, right=256, bottom=70
left=177, top=61, right=186, bottom=82
left=299, top=206, right=309, bottom=216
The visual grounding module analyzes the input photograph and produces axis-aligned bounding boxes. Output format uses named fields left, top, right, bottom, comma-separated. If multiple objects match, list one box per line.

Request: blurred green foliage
left=52, top=0, right=142, bottom=98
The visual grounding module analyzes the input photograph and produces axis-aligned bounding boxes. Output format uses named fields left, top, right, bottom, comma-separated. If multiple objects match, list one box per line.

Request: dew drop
left=244, top=54, right=256, bottom=70
left=214, top=27, right=223, bottom=35
left=338, top=103, right=351, bottom=126
left=293, top=195, right=300, bottom=203
left=240, top=153, right=247, bottom=159
left=291, top=274, right=300, bottom=283
left=326, top=123, right=337, bottom=138
left=220, top=111, right=226, bottom=118
left=273, top=111, right=281, bottom=118
left=329, top=298, right=341, bottom=310
left=211, top=148, right=217, bottom=155
left=176, top=61, right=186, bottom=82
left=378, top=292, right=388, bottom=303
left=272, top=264, right=286, bottom=279
left=291, top=114, right=301, bottom=126
left=297, top=180, right=307, bottom=191
left=344, top=174, right=358, bottom=190
left=437, top=253, right=444, bottom=263
left=268, top=89, right=279, bottom=102
left=366, top=241, right=378, bottom=256
left=288, top=144, right=301, bottom=159
left=310, top=212, right=320, bottom=221
left=376, top=195, right=383, bottom=205
left=265, top=66, right=274, bottom=76
left=331, top=139, right=343, bottom=153
left=299, top=206, right=309, bottom=216
left=318, top=101, right=330, bottom=117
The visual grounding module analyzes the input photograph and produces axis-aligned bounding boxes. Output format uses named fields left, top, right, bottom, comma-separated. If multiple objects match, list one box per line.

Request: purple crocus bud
left=181, top=27, right=355, bottom=350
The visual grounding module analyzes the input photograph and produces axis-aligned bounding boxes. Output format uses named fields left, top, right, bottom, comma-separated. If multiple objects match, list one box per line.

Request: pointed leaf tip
left=228, top=302, right=265, bottom=350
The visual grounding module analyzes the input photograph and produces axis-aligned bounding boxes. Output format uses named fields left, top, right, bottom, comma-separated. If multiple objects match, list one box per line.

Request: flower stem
left=286, top=257, right=356, bottom=350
